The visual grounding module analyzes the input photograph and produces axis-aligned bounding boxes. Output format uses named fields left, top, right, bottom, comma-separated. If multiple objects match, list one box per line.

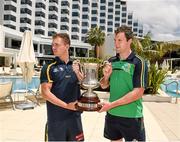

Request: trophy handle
left=102, top=60, right=111, bottom=67
left=73, top=59, right=83, bottom=72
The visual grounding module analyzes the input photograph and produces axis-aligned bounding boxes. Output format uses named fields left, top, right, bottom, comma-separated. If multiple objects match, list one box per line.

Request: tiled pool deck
left=0, top=100, right=180, bottom=141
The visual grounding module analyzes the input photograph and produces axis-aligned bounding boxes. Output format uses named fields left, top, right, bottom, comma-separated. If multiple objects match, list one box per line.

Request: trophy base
left=76, top=96, right=102, bottom=111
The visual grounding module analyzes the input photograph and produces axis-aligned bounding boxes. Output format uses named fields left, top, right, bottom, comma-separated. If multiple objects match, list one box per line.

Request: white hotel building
left=0, top=0, right=143, bottom=66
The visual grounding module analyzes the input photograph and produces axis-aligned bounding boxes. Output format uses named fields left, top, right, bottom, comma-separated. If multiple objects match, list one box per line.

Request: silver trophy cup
left=76, top=63, right=101, bottom=111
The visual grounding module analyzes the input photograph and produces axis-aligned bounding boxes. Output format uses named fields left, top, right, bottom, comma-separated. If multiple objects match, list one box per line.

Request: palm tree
left=87, top=26, right=105, bottom=58
left=132, top=33, right=180, bottom=64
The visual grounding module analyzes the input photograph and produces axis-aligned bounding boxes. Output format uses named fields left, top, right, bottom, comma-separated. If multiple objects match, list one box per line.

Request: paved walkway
left=1, top=101, right=179, bottom=141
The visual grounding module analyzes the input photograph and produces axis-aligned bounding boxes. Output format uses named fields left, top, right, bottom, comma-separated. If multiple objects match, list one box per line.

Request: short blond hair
left=53, top=33, right=71, bottom=45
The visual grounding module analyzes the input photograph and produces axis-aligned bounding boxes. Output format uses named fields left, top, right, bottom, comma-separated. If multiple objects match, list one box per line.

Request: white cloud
left=127, top=0, right=180, bottom=41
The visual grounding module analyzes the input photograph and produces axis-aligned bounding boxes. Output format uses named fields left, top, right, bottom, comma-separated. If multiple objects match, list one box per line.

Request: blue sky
left=127, top=0, right=180, bottom=41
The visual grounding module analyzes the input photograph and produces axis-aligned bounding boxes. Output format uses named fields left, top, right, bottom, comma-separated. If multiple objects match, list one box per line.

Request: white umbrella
left=17, top=31, right=36, bottom=84
left=15, top=31, right=36, bottom=110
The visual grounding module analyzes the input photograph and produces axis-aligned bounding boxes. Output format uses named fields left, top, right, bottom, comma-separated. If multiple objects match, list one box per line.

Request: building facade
left=0, top=0, right=143, bottom=41
left=0, top=0, right=144, bottom=65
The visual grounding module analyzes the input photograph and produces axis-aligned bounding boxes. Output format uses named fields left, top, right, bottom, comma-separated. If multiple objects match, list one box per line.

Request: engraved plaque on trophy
left=76, top=62, right=102, bottom=111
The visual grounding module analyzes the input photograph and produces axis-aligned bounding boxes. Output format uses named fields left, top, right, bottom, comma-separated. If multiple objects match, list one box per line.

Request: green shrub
left=147, top=64, right=168, bottom=94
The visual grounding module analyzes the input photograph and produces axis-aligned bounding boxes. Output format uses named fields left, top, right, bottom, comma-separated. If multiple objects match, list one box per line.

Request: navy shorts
left=104, top=113, right=146, bottom=141
left=47, top=116, right=84, bottom=141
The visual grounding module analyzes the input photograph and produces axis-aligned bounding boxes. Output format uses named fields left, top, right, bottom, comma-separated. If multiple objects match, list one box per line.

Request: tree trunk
left=96, top=45, right=100, bottom=58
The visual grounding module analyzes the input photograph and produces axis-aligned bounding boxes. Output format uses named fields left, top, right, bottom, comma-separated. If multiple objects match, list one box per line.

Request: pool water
left=0, top=76, right=40, bottom=92
left=161, top=78, right=180, bottom=97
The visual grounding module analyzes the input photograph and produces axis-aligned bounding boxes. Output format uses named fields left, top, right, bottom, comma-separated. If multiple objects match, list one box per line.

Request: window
left=44, top=44, right=53, bottom=55
left=61, top=9, right=69, bottom=15
left=91, top=24, right=96, bottom=28
left=49, top=6, right=58, bottom=12
left=35, top=11, right=45, bottom=18
left=108, top=15, right=113, bottom=19
left=48, top=23, right=57, bottom=28
left=122, top=19, right=126, bottom=23
left=48, top=31, right=56, bottom=36
left=107, top=28, right=113, bottom=32
left=108, top=21, right=113, bottom=25
left=100, top=13, right=105, bottom=17
left=21, top=8, right=32, bottom=15
left=4, top=5, right=16, bottom=12
left=133, top=22, right=138, bottom=27
left=100, top=26, right=105, bottom=30
left=49, top=0, right=58, bottom=4
left=83, top=0, right=89, bottom=4
left=72, top=20, right=79, bottom=24
left=91, top=17, right=97, bottom=21
left=92, top=3, right=98, bottom=7
left=69, top=47, right=74, bottom=56
left=100, top=0, right=106, bottom=3
left=122, top=7, right=127, bottom=11
left=11, top=39, right=21, bottom=49
left=71, top=35, right=79, bottom=40
left=4, top=24, right=16, bottom=30
left=81, top=29, right=88, bottom=34
left=82, top=15, right=88, bottom=19
left=60, top=25, right=69, bottom=31
left=35, top=2, right=46, bottom=9
left=122, top=13, right=126, bottom=17
left=61, top=1, right=70, bottom=7
left=108, top=9, right=113, bottom=13
left=82, top=7, right=89, bottom=12
left=128, top=21, right=132, bottom=25
left=115, top=17, right=120, bottom=21
left=115, top=23, right=120, bottom=27
left=21, top=0, right=32, bottom=6
left=49, top=14, right=58, bottom=20
left=133, top=28, right=138, bottom=32
left=115, top=11, right=120, bottom=15
left=35, top=20, right=45, bottom=26
left=4, top=15, right=16, bottom=22
left=20, top=18, right=31, bottom=24
left=108, top=2, right=113, bottom=6
left=71, top=27, right=79, bottom=32
left=35, top=29, right=45, bottom=35
left=72, top=12, right=80, bottom=17
left=20, top=27, right=31, bottom=32
left=61, top=17, right=69, bottom=22
left=128, top=15, right=132, bottom=19
left=72, top=4, right=80, bottom=10
left=115, top=5, right=120, bottom=9
left=92, top=10, right=97, bottom=14
left=100, top=19, right=105, bottom=23
left=75, top=48, right=88, bottom=57
left=82, top=22, right=88, bottom=26
left=100, top=6, right=105, bottom=10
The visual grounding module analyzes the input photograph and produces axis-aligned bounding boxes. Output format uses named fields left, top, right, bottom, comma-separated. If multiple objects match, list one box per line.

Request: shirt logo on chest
left=53, top=68, right=59, bottom=73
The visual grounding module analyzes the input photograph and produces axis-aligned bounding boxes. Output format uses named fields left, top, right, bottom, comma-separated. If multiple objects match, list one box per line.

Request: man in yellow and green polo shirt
left=99, top=26, right=148, bottom=141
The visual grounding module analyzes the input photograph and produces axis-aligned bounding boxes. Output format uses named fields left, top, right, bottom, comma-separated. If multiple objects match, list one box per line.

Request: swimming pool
left=161, top=77, right=180, bottom=97
left=0, top=75, right=40, bottom=92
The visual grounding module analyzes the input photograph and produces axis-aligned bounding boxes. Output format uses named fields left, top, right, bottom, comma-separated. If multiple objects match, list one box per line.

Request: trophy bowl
left=76, top=63, right=102, bottom=111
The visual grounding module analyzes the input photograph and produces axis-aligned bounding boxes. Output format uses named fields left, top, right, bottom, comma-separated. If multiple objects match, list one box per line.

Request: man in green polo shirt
left=99, top=26, right=148, bottom=141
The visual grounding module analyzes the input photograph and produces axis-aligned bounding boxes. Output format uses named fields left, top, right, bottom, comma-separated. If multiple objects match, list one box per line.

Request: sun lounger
left=0, top=82, right=15, bottom=110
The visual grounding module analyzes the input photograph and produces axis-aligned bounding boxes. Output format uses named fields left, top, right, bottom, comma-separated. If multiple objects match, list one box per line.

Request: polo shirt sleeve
left=40, top=64, right=52, bottom=84
left=133, top=59, right=148, bottom=88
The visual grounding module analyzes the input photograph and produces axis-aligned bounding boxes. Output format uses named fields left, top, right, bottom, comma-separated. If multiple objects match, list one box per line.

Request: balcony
left=4, top=11, right=17, bottom=17
left=49, top=2, right=58, bottom=7
left=20, top=14, right=32, bottom=19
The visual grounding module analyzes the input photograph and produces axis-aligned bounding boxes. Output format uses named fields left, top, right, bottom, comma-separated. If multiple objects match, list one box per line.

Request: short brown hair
left=115, top=26, right=134, bottom=41
left=53, top=33, right=71, bottom=45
